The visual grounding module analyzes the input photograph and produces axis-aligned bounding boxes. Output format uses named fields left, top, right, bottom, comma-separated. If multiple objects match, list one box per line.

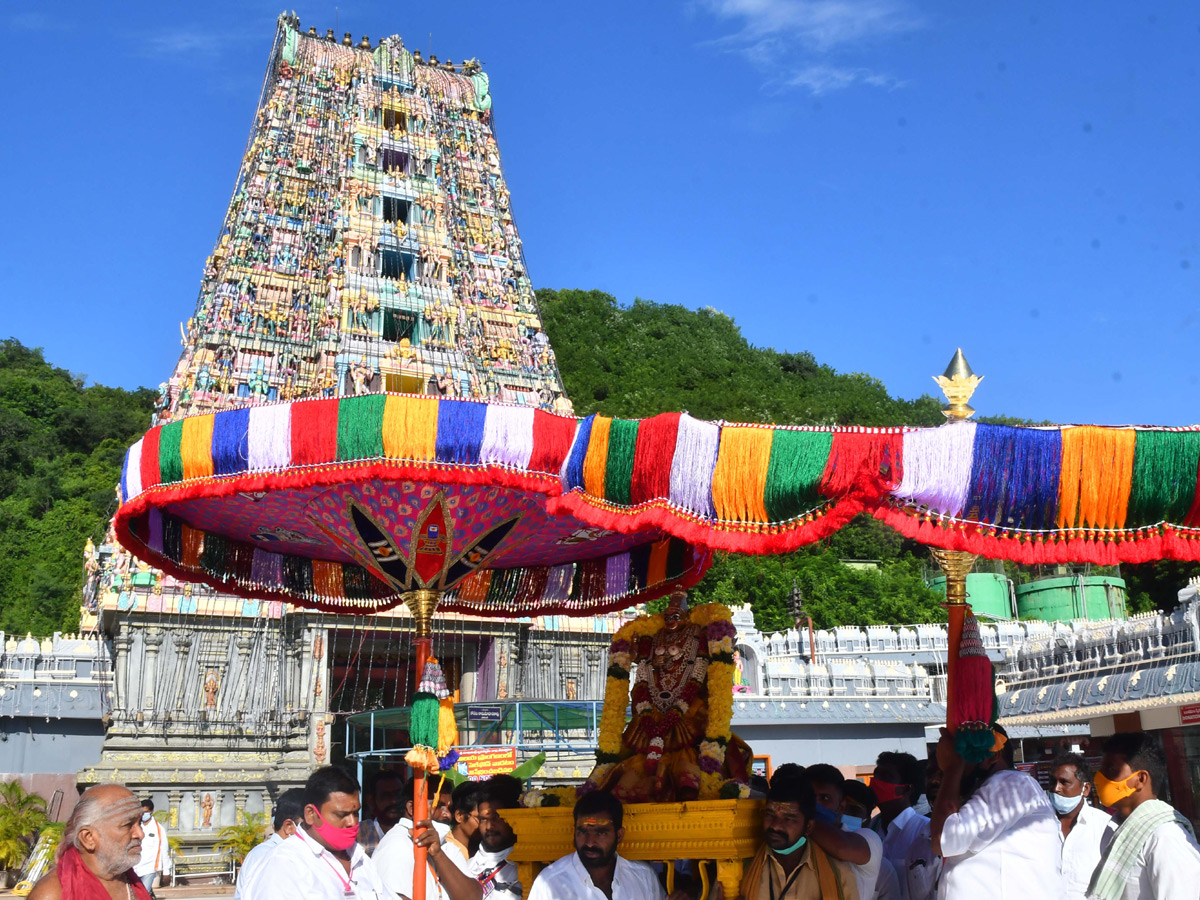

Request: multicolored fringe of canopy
left=555, top=415, right=1200, bottom=564
left=115, top=395, right=1200, bottom=616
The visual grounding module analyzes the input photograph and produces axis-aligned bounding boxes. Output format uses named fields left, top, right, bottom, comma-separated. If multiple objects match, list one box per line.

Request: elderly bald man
left=30, top=784, right=151, bottom=900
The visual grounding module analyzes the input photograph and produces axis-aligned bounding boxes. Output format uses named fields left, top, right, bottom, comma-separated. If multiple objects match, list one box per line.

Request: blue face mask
left=841, top=814, right=863, bottom=832
left=812, top=804, right=839, bottom=825
left=1050, top=792, right=1084, bottom=816
left=772, top=834, right=807, bottom=856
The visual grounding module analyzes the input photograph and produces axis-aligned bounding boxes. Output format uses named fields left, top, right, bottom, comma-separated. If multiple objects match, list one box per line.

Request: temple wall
left=735, top=722, right=930, bottom=769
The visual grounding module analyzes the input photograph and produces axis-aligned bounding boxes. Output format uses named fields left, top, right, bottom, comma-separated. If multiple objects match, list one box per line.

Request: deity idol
left=584, top=592, right=752, bottom=803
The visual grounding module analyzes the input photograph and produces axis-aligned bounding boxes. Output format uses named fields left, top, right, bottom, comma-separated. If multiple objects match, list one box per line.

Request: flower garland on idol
left=588, top=602, right=742, bottom=800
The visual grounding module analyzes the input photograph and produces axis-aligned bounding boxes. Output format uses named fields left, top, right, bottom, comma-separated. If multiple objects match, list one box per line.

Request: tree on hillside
left=0, top=339, right=154, bottom=634
left=538, top=288, right=945, bottom=427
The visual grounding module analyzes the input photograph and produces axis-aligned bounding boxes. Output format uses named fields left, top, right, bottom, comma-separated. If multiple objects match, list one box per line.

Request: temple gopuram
left=69, top=13, right=581, bottom=847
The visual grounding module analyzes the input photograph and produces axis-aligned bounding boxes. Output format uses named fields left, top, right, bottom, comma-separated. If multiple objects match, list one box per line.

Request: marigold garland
left=587, top=603, right=738, bottom=800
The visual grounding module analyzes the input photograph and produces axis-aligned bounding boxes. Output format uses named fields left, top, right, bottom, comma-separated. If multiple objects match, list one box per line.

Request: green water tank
left=1014, top=575, right=1127, bottom=621
left=929, top=572, right=1013, bottom=619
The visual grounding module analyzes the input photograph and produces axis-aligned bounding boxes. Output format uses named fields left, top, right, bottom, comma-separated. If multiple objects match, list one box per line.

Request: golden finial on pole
left=401, top=589, right=441, bottom=640
left=933, top=348, right=983, bottom=421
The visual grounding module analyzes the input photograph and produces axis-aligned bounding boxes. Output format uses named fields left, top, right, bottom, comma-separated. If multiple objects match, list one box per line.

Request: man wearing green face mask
left=740, top=770, right=859, bottom=900
left=1086, top=732, right=1200, bottom=900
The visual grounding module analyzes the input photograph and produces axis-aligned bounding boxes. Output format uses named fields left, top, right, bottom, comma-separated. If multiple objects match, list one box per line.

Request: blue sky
left=2, top=1, right=1198, bottom=425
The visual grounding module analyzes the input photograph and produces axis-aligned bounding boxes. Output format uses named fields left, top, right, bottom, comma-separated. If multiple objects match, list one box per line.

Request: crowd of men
left=26, top=730, right=1200, bottom=900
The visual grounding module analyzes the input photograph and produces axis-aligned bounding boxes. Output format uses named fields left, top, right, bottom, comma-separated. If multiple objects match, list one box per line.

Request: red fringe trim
left=872, top=505, right=1200, bottom=564
left=546, top=491, right=868, bottom=555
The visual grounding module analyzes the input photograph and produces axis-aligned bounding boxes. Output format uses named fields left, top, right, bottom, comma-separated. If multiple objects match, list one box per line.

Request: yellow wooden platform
left=503, top=798, right=764, bottom=898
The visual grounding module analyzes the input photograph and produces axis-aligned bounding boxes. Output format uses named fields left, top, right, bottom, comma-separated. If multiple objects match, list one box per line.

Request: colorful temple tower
left=157, top=15, right=569, bottom=425
left=76, top=16, right=588, bottom=844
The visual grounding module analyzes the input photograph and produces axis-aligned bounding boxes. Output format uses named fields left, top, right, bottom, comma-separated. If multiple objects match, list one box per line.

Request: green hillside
left=0, top=340, right=155, bottom=634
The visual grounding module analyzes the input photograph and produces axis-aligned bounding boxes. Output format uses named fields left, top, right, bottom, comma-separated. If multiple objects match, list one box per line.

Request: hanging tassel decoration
left=406, top=657, right=448, bottom=773
left=437, top=697, right=457, bottom=757
left=949, top=612, right=998, bottom=763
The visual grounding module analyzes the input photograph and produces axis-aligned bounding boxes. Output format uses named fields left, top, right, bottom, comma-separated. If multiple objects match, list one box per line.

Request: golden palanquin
left=503, top=799, right=764, bottom=899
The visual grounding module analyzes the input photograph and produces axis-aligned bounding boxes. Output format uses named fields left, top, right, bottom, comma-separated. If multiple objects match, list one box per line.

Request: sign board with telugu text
left=455, top=746, right=518, bottom=780
left=466, top=705, right=503, bottom=723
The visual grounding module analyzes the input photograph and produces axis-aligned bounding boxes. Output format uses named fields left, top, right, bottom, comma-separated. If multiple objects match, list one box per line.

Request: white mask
left=1049, top=792, right=1083, bottom=816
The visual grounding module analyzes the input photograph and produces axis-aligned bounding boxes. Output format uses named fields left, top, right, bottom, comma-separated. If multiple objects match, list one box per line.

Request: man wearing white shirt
left=375, top=777, right=456, bottom=900
left=253, top=766, right=387, bottom=900
left=134, top=799, right=166, bottom=897
left=358, top=771, right=405, bottom=856
left=1048, top=753, right=1114, bottom=900
left=414, top=774, right=526, bottom=900
left=869, top=752, right=935, bottom=900
left=234, top=788, right=306, bottom=900
left=1087, top=731, right=1200, bottom=900
left=442, top=783, right=482, bottom=876
left=527, top=791, right=678, bottom=900
left=806, top=765, right=888, bottom=900
left=842, top=779, right=902, bottom=900
left=466, top=776, right=524, bottom=900
left=931, top=728, right=1062, bottom=899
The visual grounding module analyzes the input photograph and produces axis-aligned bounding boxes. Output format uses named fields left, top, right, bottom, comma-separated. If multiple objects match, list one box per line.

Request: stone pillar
left=234, top=790, right=248, bottom=825
left=288, top=637, right=304, bottom=712
left=302, top=626, right=325, bottom=712
left=235, top=632, right=254, bottom=710
left=584, top=647, right=604, bottom=700
left=143, top=628, right=164, bottom=711
left=213, top=792, right=224, bottom=828
left=512, top=634, right=529, bottom=698
left=192, top=791, right=202, bottom=830
left=171, top=631, right=193, bottom=711
left=167, top=791, right=182, bottom=829
left=113, top=630, right=133, bottom=712
left=536, top=645, right=553, bottom=699
left=262, top=790, right=273, bottom=826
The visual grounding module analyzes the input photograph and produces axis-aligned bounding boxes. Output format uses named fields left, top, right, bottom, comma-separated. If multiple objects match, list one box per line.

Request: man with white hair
left=30, top=784, right=151, bottom=900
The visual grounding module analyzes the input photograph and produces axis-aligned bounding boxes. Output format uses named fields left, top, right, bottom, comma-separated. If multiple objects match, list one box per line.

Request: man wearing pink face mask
left=255, top=767, right=386, bottom=900
left=868, top=752, right=937, bottom=900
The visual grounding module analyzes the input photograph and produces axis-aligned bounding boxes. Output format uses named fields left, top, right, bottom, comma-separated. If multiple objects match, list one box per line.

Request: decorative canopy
left=116, top=393, right=1200, bottom=616
left=115, top=394, right=708, bottom=615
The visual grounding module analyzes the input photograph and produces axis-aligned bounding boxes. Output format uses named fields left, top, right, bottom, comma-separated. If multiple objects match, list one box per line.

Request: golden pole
left=402, top=589, right=441, bottom=900
left=931, top=350, right=981, bottom=726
